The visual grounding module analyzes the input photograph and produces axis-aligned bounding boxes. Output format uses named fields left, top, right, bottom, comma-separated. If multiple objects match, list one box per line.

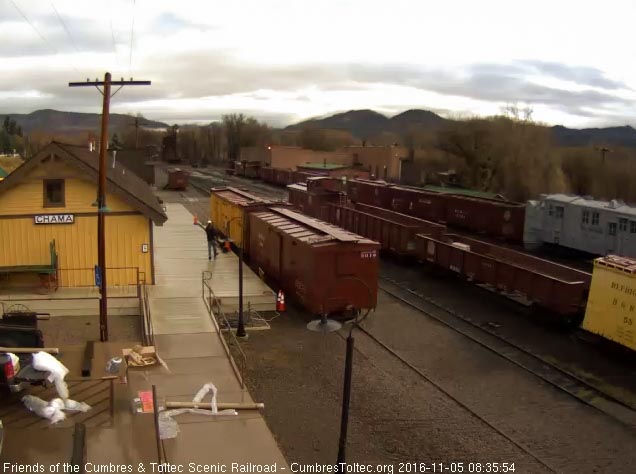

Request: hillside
left=286, top=109, right=392, bottom=139
left=0, top=109, right=168, bottom=134
left=289, top=108, right=636, bottom=148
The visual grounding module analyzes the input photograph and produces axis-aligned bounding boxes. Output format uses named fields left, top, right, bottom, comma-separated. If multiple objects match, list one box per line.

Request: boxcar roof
left=257, top=207, right=376, bottom=244
left=595, top=255, right=636, bottom=273
left=0, top=142, right=167, bottom=224
left=211, top=187, right=270, bottom=206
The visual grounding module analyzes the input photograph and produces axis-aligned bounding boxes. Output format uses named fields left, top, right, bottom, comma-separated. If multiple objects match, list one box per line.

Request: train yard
left=183, top=166, right=636, bottom=472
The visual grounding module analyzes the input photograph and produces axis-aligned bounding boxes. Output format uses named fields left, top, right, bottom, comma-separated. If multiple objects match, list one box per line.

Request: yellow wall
left=582, top=262, right=636, bottom=351
left=0, top=177, right=133, bottom=216
left=0, top=163, right=154, bottom=287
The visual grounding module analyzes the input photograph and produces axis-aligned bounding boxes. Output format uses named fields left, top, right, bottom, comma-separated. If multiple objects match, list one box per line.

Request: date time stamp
left=288, top=463, right=516, bottom=474
left=395, top=463, right=515, bottom=473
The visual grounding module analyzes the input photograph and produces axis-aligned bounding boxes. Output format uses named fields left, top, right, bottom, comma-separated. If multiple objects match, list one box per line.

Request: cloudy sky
left=2, top=0, right=636, bottom=127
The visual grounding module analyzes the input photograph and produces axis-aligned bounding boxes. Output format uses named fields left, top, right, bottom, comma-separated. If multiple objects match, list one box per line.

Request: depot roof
left=0, top=141, right=168, bottom=224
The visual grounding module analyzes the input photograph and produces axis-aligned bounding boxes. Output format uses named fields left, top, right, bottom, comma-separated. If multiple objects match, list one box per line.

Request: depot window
left=619, top=218, right=628, bottom=232
left=555, top=206, right=564, bottom=219
left=43, top=179, right=65, bottom=208
left=631, top=221, right=636, bottom=234
left=609, top=222, right=617, bottom=236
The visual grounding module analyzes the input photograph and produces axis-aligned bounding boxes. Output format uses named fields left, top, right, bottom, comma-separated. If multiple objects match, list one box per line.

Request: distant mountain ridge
left=288, top=108, right=636, bottom=148
left=0, top=109, right=168, bottom=134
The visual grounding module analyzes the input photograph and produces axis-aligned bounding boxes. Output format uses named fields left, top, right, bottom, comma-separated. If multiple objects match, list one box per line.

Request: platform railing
left=139, top=283, right=154, bottom=346
left=55, top=267, right=144, bottom=297
left=202, top=271, right=247, bottom=388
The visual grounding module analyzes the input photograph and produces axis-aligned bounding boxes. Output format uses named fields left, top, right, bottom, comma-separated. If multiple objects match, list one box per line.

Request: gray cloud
left=0, top=33, right=633, bottom=126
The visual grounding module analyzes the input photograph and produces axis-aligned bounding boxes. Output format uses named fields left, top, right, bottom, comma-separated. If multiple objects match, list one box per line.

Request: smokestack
left=89, top=142, right=93, bottom=152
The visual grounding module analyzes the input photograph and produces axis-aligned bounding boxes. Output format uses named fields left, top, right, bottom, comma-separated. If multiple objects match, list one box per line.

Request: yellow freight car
left=582, top=255, right=636, bottom=351
left=209, top=187, right=272, bottom=251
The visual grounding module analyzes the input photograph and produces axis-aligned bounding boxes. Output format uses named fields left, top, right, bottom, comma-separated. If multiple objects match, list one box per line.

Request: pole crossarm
left=69, top=80, right=151, bottom=87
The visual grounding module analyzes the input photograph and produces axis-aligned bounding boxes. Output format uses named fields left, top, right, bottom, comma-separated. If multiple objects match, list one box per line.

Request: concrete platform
left=143, top=203, right=287, bottom=465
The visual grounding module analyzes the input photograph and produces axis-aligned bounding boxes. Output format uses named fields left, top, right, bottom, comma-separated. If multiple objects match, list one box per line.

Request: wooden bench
left=0, top=240, right=59, bottom=290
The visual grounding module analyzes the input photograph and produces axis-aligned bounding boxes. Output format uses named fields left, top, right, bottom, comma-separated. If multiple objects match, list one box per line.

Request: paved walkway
left=136, top=202, right=286, bottom=464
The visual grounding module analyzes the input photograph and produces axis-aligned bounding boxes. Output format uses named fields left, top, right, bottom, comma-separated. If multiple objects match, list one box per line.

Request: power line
left=129, top=0, right=136, bottom=75
left=51, top=1, right=79, bottom=53
left=9, top=0, right=59, bottom=55
left=8, top=0, right=79, bottom=73
left=107, top=0, right=120, bottom=70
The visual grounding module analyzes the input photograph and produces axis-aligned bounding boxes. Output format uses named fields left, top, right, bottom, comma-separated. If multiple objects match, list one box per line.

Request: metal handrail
left=201, top=271, right=246, bottom=388
left=139, top=283, right=154, bottom=346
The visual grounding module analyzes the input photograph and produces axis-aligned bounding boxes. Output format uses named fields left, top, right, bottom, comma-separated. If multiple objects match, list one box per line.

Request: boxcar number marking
left=361, top=251, right=377, bottom=259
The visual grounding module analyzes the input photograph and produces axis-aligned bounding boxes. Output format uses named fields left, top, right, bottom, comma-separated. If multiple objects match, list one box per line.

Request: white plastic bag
left=22, top=395, right=66, bottom=424
left=31, top=352, right=70, bottom=400
left=158, top=382, right=237, bottom=439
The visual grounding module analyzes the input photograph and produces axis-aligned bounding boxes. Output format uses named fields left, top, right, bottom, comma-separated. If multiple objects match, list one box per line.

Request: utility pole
left=595, top=146, right=612, bottom=164
left=133, top=116, right=140, bottom=149
left=69, top=73, right=151, bottom=341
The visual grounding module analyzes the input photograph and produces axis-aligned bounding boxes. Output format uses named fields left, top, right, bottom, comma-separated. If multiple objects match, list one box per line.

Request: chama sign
left=34, top=214, right=75, bottom=225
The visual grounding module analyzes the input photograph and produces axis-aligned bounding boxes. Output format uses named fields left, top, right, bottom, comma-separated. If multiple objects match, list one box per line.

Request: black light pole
left=306, top=276, right=373, bottom=468
left=226, top=216, right=247, bottom=338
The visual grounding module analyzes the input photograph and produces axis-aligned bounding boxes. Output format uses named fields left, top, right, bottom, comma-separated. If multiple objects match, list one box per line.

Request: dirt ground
left=238, top=291, right=636, bottom=473
left=41, top=314, right=141, bottom=346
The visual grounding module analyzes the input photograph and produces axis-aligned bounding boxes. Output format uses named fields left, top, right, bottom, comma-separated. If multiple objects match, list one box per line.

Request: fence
left=201, top=271, right=246, bottom=388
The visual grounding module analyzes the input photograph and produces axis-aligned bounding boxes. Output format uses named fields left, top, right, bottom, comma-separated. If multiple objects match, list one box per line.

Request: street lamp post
left=226, top=215, right=247, bottom=339
left=306, top=276, right=373, bottom=468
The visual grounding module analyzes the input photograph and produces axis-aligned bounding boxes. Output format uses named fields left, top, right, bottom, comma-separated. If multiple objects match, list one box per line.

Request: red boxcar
left=416, top=233, right=591, bottom=318
left=166, top=168, right=189, bottom=190
left=274, top=168, right=293, bottom=186
left=325, top=203, right=445, bottom=257
left=346, top=179, right=393, bottom=208
left=442, top=194, right=525, bottom=242
left=260, top=166, right=275, bottom=184
left=287, top=183, right=343, bottom=221
left=248, top=207, right=380, bottom=315
left=388, top=186, right=447, bottom=222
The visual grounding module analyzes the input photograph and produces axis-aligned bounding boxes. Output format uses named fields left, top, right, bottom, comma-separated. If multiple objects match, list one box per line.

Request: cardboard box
left=122, top=346, right=158, bottom=368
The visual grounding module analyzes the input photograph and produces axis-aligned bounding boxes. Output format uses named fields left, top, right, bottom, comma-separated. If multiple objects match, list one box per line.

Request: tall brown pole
left=68, top=74, right=151, bottom=343
left=98, top=72, right=112, bottom=342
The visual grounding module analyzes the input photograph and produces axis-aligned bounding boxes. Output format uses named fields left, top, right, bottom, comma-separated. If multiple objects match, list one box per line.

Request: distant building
left=240, top=144, right=409, bottom=181
left=524, top=194, right=636, bottom=257
left=241, top=146, right=350, bottom=170
left=296, top=162, right=370, bottom=180
left=0, top=142, right=167, bottom=288
left=345, top=145, right=409, bottom=181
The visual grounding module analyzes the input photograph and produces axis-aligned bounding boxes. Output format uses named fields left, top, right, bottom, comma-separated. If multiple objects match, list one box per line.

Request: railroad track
left=376, top=275, right=636, bottom=430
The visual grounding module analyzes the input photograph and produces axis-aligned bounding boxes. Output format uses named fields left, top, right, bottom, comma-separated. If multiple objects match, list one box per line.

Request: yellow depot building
left=582, top=255, right=636, bottom=351
left=0, top=142, right=167, bottom=288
